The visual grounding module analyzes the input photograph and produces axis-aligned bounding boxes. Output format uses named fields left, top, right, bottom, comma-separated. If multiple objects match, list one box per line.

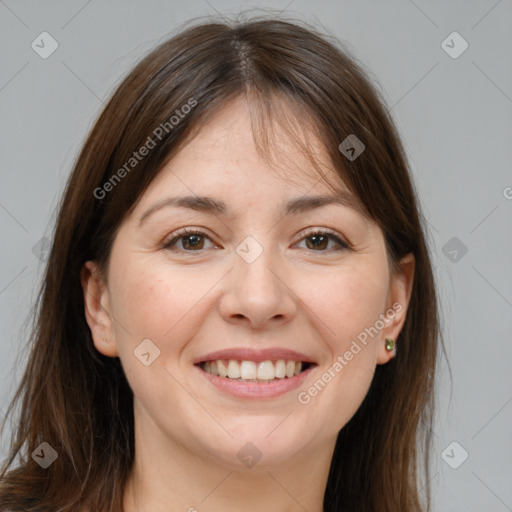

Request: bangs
left=171, top=87, right=370, bottom=222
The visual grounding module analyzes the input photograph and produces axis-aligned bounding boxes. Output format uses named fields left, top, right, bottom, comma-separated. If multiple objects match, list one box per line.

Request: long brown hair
left=0, top=15, right=441, bottom=511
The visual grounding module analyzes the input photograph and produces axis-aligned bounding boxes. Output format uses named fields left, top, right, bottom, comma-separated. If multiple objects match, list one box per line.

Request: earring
left=385, top=338, right=395, bottom=352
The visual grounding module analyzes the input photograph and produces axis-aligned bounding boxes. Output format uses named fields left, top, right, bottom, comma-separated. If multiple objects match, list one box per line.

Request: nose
left=218, top=246, right=298, bottom=330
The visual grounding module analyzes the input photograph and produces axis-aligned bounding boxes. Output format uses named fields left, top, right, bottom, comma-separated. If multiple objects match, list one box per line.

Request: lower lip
left=196, top=364, right=316, bottom=399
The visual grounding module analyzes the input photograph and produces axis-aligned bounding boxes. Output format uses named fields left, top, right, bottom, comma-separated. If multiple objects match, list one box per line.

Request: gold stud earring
left=385, top=338, right=395, bottom=352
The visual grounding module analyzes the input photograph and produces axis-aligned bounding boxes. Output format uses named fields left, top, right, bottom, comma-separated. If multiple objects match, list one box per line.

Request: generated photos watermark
left=93, top=97, right=197, bottom=200
left=297, top=302, right=403, bottom=405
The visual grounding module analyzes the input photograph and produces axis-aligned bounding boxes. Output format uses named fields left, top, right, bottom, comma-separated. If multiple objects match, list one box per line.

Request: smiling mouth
left=198, top=359, right=315, bottom=383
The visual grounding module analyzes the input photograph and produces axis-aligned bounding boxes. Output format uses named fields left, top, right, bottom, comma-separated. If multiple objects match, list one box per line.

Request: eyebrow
left=138, top=191, right=366, bottom=226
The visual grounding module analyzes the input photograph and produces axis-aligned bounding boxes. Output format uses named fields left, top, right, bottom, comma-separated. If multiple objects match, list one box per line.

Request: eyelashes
left=163, top=228, right=215, bottom=252
left=162, top=227, right=351, bottom=254
left=292, top=227, right=350, bottom=252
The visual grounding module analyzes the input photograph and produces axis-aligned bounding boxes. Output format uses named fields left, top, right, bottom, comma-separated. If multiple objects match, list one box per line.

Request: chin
left=190, top=418, right=310, bottom=469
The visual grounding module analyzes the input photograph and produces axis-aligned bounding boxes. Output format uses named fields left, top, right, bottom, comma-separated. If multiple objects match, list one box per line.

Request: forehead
left=138, top=95, right=355, bottom=208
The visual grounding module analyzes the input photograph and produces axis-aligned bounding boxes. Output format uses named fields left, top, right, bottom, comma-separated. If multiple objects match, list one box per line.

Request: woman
left=0, top=16, right=441, bottom=512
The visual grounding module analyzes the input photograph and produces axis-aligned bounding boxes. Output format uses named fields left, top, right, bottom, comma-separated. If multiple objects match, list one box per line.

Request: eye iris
left=183, top=234, right=204, bottom=250
left=174, top=232, right=337, bottom=251
left=306, top=234, right=328, bottom=250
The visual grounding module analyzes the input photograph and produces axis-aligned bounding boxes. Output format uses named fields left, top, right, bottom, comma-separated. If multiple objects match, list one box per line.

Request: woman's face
left=83, top=96, right=413, bottom=469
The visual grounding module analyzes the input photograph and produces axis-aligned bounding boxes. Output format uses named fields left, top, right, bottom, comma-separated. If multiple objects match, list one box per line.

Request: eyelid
left=161, top=227, right=219, bottom=250
left=293, top=226, right=351, bottom=250
left=162, top=226, right=352, bottom=252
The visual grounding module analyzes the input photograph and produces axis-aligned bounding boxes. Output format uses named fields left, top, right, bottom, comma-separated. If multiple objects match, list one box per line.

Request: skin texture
left=82, top=96, right=414, bottom=512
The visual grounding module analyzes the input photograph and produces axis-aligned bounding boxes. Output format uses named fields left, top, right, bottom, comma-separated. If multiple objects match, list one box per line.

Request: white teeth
left=257, top=360, right=275, bottom=380
left=275, top=359, right=286, bottom=378
left=240, top=360, right=257, bottom=380
left=209, top=360, right=219, bottom=376
left=217, top=360, right=228, bottom=378
left=201, top=359, right=310, bottom=381
left=227, top=360, right=241, bottom=379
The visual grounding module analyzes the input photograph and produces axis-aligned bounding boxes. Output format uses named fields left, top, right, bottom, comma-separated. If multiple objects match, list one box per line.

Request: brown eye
left=180, top=234, right=205, bottom=250
left=163, top=229, right=215, bottom=252
left=305, top=234, right=329, bottom=250
left=297, top=229, right=350, bottom=252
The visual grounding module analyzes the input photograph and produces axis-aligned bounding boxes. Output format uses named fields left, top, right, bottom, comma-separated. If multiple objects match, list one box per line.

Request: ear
left=81, top=261, right=119, bottom=357
left=377, top=253, right=415, bottom=365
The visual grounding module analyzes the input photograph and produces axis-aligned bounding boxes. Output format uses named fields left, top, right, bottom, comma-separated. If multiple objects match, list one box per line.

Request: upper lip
left=194, top=347, right=317, bottom=364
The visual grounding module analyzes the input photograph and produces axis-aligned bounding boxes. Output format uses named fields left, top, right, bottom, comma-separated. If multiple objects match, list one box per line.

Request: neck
left=123, top=410, right=335, bottom=512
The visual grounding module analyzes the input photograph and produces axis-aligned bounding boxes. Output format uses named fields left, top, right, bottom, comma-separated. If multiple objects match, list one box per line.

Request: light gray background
left=1, top=1, right=511, bottom=510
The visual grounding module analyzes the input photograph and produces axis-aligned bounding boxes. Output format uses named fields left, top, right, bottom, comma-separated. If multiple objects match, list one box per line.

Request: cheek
left=108, top=258, right=220, bottom=355
left=293, top=260, right=388, bottom=429
left=298, top=262, right=388, bottom=351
